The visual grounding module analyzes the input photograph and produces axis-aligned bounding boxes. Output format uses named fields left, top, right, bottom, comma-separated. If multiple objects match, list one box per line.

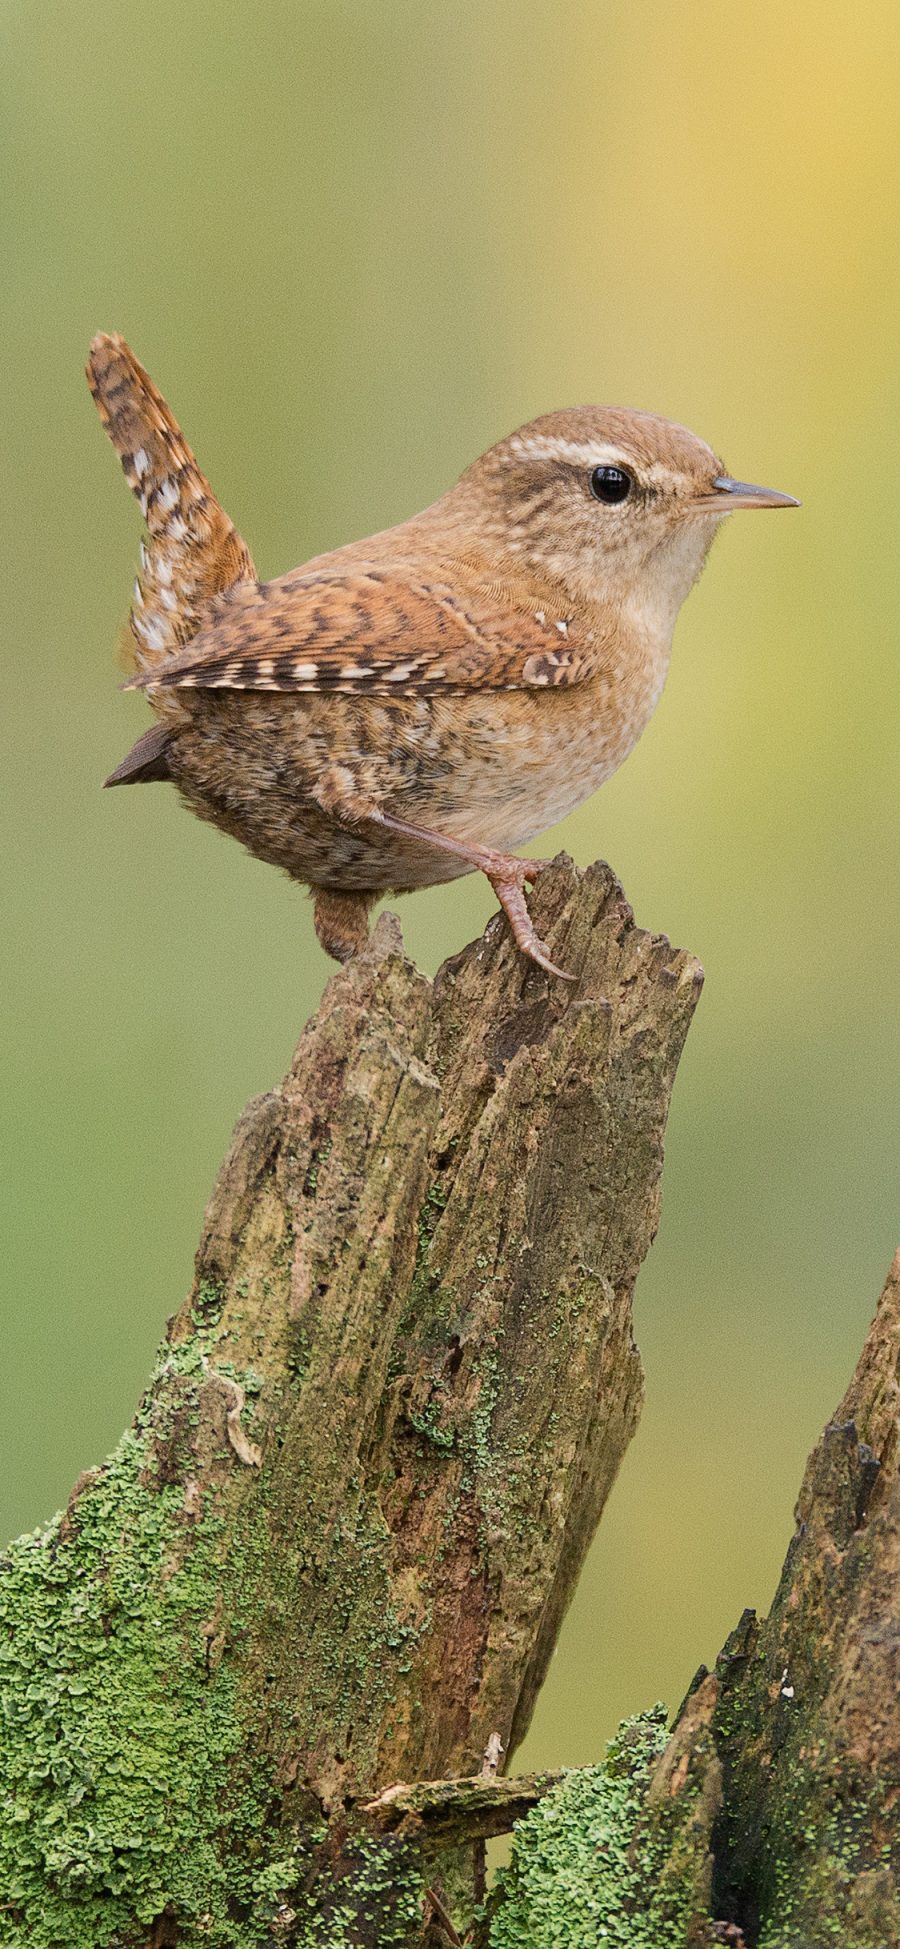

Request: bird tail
left=86, top=332, right=256, bottom=672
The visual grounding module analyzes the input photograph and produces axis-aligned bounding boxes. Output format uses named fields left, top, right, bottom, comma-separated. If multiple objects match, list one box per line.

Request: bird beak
left=695, top=475, right=800, bottom=513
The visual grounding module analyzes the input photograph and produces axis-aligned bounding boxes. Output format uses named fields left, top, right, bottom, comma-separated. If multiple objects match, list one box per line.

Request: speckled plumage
left=88, top=334, right=796, bottom=974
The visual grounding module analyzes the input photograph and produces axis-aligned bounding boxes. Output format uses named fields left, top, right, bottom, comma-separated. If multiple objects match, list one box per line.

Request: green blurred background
left=2, top=1, right=899, bottom=1773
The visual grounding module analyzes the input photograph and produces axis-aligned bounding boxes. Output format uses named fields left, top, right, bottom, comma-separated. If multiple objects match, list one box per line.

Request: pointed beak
left=695, top=475, right=800, bottom=513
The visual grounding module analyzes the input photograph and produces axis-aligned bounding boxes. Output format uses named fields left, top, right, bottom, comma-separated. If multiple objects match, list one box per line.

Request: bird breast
left=432, top=628, right=672, bottom=855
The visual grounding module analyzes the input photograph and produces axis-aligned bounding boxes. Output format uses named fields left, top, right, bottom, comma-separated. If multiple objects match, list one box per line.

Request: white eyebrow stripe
left=505, top=435, right=673, bottom=484
left=507, top=436, right=630, bottom=466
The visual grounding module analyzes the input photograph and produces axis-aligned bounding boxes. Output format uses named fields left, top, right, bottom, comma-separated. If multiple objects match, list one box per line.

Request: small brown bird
left=89, top=334, right=797, bottom=976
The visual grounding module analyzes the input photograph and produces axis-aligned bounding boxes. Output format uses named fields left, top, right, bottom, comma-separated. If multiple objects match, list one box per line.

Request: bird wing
left=123, top=565, right=599, bottom=695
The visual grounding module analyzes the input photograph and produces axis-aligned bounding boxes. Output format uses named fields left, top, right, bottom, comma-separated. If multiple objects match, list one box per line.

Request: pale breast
left=390, top=634, right=673, bottom=860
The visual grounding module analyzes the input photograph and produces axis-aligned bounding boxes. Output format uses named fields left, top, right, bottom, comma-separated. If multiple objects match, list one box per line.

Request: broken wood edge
left=359, top=1767, right=566, bottom=1849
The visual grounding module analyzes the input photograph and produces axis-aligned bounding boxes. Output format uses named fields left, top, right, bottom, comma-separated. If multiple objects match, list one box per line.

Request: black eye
left=590, top=465, right=632, bottom=505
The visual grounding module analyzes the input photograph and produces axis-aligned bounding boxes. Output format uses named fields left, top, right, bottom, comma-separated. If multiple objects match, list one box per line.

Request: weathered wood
left=0, top=858, right=701, bottom=1948
left=705, top=1249, right=900, bottom=1946
left=484, top=1254, right=900, bottom=1948
left=360, top=1769, right=564, bottom=1850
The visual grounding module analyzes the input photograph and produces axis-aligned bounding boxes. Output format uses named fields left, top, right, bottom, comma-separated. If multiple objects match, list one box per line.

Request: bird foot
left=371, top=812, right=571, bottom=980
left=484, top=858, right=573, bottom=980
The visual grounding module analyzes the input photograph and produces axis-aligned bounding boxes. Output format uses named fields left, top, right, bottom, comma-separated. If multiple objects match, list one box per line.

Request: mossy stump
left=0, top=859, right=702, bottom=1947
left=482, top=1255, right=900, bottom=1949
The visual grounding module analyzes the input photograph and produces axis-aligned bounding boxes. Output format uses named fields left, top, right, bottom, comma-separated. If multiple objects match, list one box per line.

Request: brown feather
left=87, top=332, right=256, bottom=672
left=122, top=567, right=596, bottom=696
left=103, top=722, right=174, bottom=787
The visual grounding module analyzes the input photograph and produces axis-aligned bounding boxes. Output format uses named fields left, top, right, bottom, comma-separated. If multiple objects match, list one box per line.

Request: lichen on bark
left=484, top=1709, right=699, bottom=1949
left=0, top=859, right=702, bottom=1946
left=0, top=1341, right=284, bottom=1945
left=707, top=1251, right=900, bottom=1946
left=484, top=1256, right=900, bottom=1948
left=3, top=856, right=897, bottom=1945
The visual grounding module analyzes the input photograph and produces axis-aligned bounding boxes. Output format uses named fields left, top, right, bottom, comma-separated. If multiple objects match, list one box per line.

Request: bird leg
left=372, top=810, right=571, bottom=980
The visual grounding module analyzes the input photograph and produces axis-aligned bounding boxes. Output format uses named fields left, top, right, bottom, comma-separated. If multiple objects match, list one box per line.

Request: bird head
left=448, top=403, right=798, bottom=623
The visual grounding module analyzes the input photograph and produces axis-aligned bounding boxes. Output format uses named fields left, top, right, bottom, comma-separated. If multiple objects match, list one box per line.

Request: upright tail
left=87, top=333, right=256, bottom=673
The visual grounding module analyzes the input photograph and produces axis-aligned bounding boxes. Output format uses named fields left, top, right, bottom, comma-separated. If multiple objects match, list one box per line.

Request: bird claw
left=518, top=857, right=551, bottom=884
left=487, top=868, right=573, bottom=981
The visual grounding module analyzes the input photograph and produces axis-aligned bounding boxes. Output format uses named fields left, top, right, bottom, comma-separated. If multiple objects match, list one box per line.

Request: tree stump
left=0, top=859, right=701, bottom=1946
left=5, top=856, right=894, bottom=1946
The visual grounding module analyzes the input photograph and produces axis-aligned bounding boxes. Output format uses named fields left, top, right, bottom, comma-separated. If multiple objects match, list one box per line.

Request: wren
left=89, top=334, right=797, bottom=977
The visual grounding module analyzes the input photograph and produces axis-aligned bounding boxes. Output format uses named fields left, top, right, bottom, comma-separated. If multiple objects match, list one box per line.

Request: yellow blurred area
left=2, top=1, right=899, bottom=1768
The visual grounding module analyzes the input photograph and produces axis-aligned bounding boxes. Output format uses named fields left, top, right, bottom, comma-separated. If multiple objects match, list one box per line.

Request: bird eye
left=590, top=465, right=632, bottom=505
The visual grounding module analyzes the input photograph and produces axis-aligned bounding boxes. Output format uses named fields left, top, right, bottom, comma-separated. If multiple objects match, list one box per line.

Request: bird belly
left=163, top=668, right=664, bottom=894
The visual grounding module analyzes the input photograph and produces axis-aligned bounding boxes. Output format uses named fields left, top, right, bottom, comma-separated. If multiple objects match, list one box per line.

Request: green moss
left=486, top=1710, right=703, bottom=1949
left=711, top=1608, right=899, bottom=1946
left=285, top=1318, right=313, bottom=1386
left=283, top=1832, right=425, bottom=1949
left=754, top=1770, right=898, bottom=1947
left=0, top=1339, right=280, bottom=1948
left=406, top=1403, right=457, bottom=1450
left=191, top=1276, right=226, bottom=1330
left=303, top=1142, right=332, bottom=1197
left=388, top=1177, right=459, bottom=1390
left=0, top=1298, right=435, bottom=1945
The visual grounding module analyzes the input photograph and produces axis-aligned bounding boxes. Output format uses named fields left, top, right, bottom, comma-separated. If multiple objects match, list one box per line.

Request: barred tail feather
left=87, top=333, right=256, bottom=671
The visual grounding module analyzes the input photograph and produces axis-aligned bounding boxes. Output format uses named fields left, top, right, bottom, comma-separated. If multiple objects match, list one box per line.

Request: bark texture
left=706, top=1249, right=900, bottom=1945
left=485, top=1254, right=900, bottom=1948
left=0, top=858, right=701, bottom=1948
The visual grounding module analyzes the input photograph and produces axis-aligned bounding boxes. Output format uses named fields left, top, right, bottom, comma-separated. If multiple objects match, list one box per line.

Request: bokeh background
left=3, top=1, right=899, bottom=1774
